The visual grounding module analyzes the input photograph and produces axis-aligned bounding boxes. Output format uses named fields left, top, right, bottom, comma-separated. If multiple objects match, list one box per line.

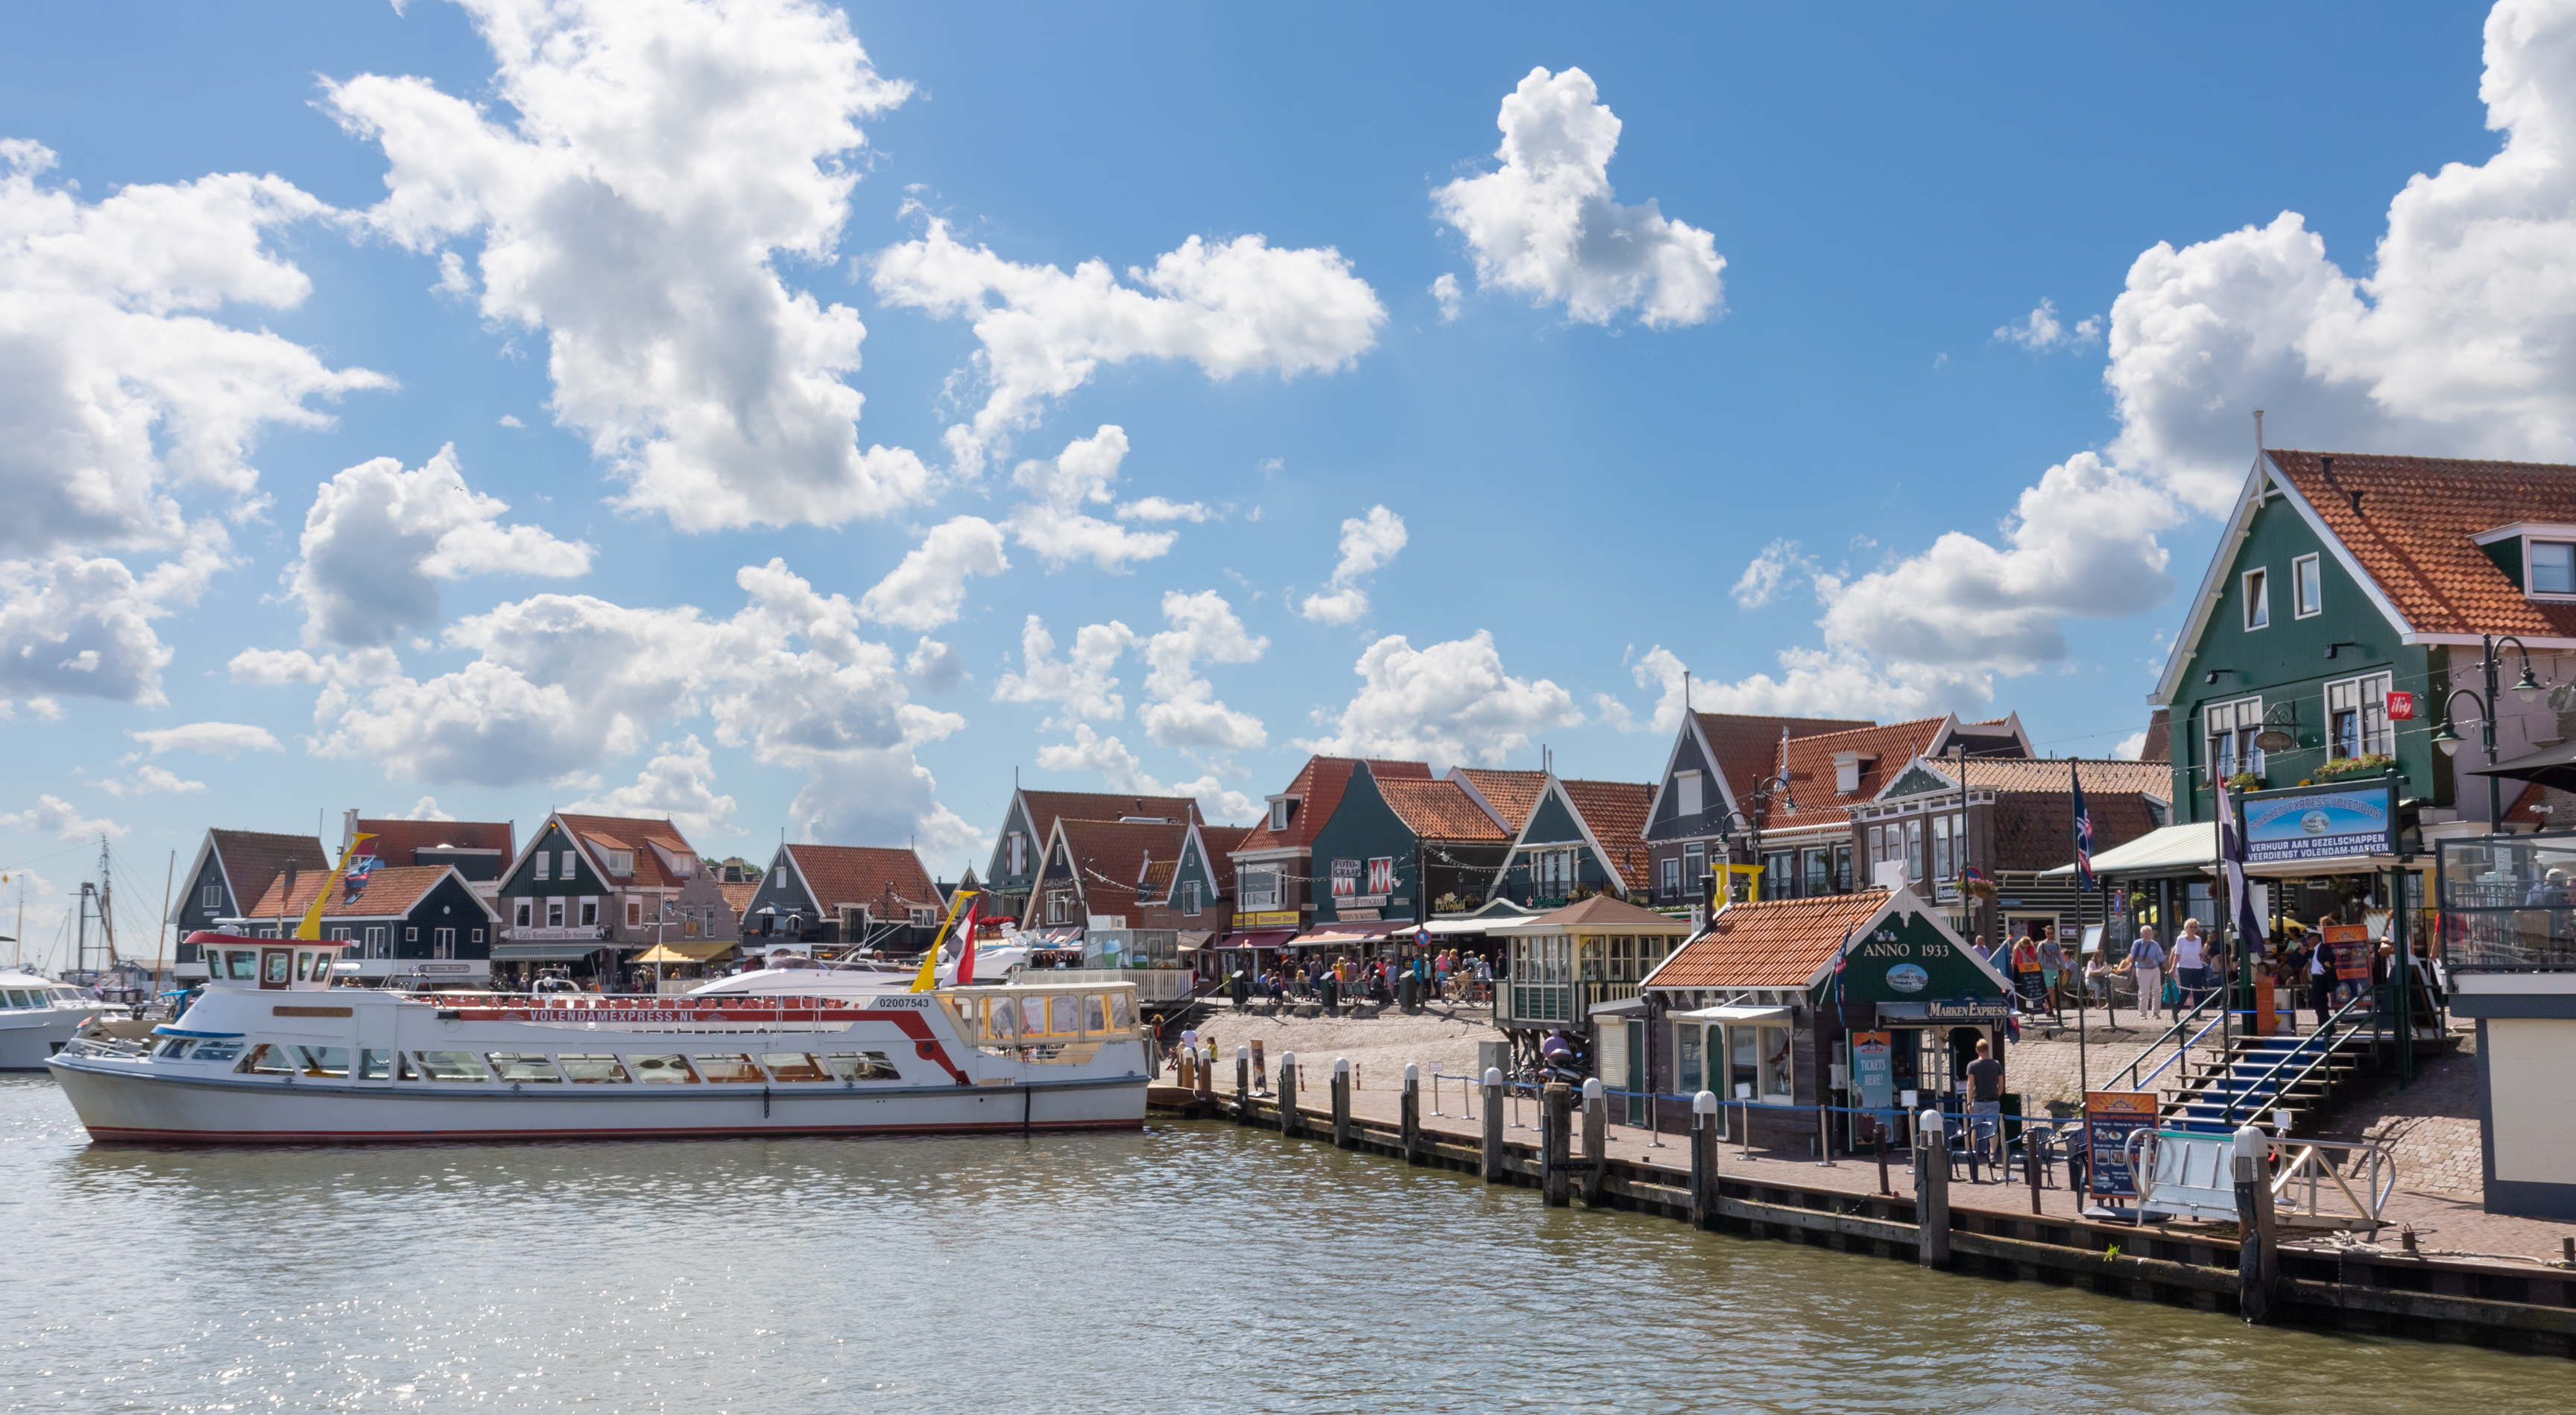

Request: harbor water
left=0, top=1075, right=2563, bottom=1412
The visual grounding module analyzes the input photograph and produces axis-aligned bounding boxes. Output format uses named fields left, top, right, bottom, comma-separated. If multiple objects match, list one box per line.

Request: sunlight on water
left=0, top=1076, right=2562, bottom=1412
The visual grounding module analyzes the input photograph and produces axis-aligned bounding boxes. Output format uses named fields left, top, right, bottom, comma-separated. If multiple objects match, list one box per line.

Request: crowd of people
left=1974, top=911, right=2439, bottom=1033
left=1231, top=948, right=1491, bottom=1007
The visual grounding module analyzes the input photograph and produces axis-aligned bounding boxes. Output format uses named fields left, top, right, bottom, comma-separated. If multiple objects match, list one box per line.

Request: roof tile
left=2271, top=448, right=2576, bottom=637
left=242, top=864, right=457, bottom=921
left=1648, top=890, right=1890, bottom=989
left=785, top=844, right=939, bottom=916
left=1455, top=769, right=1547, bottom=833
left=1378, top=778, right=1510, bottom=841
left=1234, top=757, right=1433, bottom=854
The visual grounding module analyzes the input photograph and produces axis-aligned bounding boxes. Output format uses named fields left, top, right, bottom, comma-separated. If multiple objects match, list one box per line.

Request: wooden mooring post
left=1541, top=1082, right=1573, bottom=1207
left=1914, top=1107, right=1951, bottom=1267
left=1278, top=1052, right=1299, bottom=1137
left=1481, top=1068, right=1505, bottom=1182
left=2236, top=1123, right=2280, bottom=1324
left=1196, top=1047, right=1215, bottom=1104
left=1234, top=1044, right=1248, bottom=1119
left=1332, top=1057, right=1354, bottom=1149
left=1690, top=1090, right=1720, bottom=1231
left=1580, top=1078, right=1607, bottom=1205
left=1401, top=1063, right=1423, bottom=1165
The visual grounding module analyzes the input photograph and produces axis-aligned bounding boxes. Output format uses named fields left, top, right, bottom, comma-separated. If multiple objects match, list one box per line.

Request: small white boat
left=1, top=970, right=121, bottom=1071
left=686, top=942, right=1032, bottom=999
left=45, top=933, right=1146, bottom=1144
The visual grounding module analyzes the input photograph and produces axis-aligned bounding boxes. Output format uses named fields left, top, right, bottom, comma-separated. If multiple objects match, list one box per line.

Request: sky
left=7, top=0, right=2568, bottom=964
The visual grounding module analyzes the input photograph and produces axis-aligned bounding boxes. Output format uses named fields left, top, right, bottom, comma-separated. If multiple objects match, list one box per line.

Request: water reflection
left=0, top=1077, right=2561, bottom=1411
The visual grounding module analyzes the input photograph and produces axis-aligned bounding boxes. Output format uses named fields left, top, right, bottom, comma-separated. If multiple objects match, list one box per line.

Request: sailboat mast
left=98, top=833, right=119, bottom=967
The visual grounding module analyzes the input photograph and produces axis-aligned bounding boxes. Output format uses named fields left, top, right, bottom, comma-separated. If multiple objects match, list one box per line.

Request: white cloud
left=991, top=614, right=1136, bottom=725
left=2113, top=730, right=2149, bottom=761
left=326, top=0, right=932, bottom=533
left=1594, top=645, right=1688, bottom=734
left=2104, top=0, right=2576, bottom=511
left=1993, top=298, right=2103, bottom=352
left=1, top=793, right=126, bottom=840
left=1731, top=538, right=1819, bottom=609
left=1116, top=496, right=1211, bottom=523
left=1004, top=426, right=1177, bottom=572
left=97, top=764, right=204, bottom=797
left=569, top=734, right=739, bottom=837
left=871, top=215, right=1384, bottom=476
left=1298, top=504, right=1406, bottom=624
left=398, top=795, right=455, bottom=821
left=1035, top=724, right=1255, bottom=825
left=1431, top=272, right=1463, bottom=322
left=289, top=444, right=592, bottom=647
left=0, top=139, right=388, bottom=557
left=1137, top=590, right=1267, bottom=755
left=1693, top=644, right=1984, bottom=720
left=496, top=414, right=524, bottom=429
left=858, top=515, right=1009, bottom=631
left=1433, top=66, right=1723, bottom=329
left=1301, top=630, right=1581, bottom=769
left=129, top=721, right=280, bottom=757
left=905, top=636, right=967, bottom=693
left=0, top=530, right=227, bottom=705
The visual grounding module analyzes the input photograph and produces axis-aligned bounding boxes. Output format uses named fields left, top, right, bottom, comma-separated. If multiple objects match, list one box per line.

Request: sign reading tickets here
left=1850, top=1031, right=1895, bottom=1136
left=2085, top=1090, right=2159, bottom=1202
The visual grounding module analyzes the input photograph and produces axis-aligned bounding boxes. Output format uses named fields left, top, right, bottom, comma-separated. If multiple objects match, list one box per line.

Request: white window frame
left=514, top=900, right=532, bottom=929
left=1239, top=866, right=1279, bottom=912
left=1268, top=799, right=1291, bottom=833
left=1661, top=856, right=1681, bottom=898
left=2292, top=553, right=2323, bottom=618
left=534, top=852, right=550, bottom=881
left=2531, top=538, right=2576, bottom=598
left=2242, top=567, right=2270, bottom=630
left=201, top=883, right=222, bottom=910
left=605, top=849, right=634, bottom=876
left=1007, top=832, right=1027, bottom=876
left=1675, top=770, right=1702, bottom=819
left=560, top=850, right=578, bottom=880
left=1181, top=880, right=1202, bottom=917
left=2326, top=673, right=2394, bottom=760
left=2206, top=694, right=2266, bottom=780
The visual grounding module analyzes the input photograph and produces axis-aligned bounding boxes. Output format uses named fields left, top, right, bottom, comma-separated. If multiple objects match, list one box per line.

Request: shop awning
left=2468, top=737, right=2576, bottom=793
left=1669, top=1003, right=1790, bottom=1024
left=490, top=942, right=610, bottom=961
left=1287, top=924, right=1388, bottom=947
left=1220, top=929, right=1295, bottom=950
left=1415, top=917, right=1511, bottom=935
left=1175, top=931, right=1215, bottom=951
left=2039, top=822, right=2215, bottom=877
left=1588, top=996, right=1649, bottom=1017
left=635, top=939, right=733, bottom=964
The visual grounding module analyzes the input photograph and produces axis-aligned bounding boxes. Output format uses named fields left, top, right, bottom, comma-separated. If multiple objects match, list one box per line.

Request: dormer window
left=2533, top=541, right=2576, bottom=596
left=1269, top=798, right=1292, bottom=832
left=605, top=850, right=634, bottom=876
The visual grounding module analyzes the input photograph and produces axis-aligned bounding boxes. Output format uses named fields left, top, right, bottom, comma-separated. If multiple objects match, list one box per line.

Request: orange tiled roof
left=1695, top=712, right=1876, bottom=810
left=1057, top=819, right=1190, bottom=914
left=242, top=864, right=460, bottom=920
left=557, top=813, right=698, bottom=889
left=1649, top=890, right=1891, bottom=989
left=1234, top=757, right=1432, bottom=854
left=355, top=818, right=513, bottom=863
left=1455, top=768, right=1547, bottom=833
left=2271, top=448, right=2576, bottom=637
left=785, top=844, right=939, bottom=916
left=1766, top=718, right=1960, bottom=833
left=1020, top=790, right=1202, bottom=842
left=208, top=830, right=329, bottom=913
left=1378, top=778, right=1509, bottom=842
left=1888, top=757, right=2174, bottom=800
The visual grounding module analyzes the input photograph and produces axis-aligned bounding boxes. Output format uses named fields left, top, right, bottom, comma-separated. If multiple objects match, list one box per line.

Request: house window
left=1678, top=1026, right=1702, bottom=1094
left=1508, top=933, right=1574, bottom=1024
left=561, top=850, right=578, bottom=880
left=1931, top=814, right=1953, bottom=883
left=470, top=929, right=484, bottom=945
left=1676, top=771, right=1702, bottom=819
left=1269, top=799, right=1291, bottom=832
left=1181, top=880, right=1202, bottom=917
left=2327, top=673, right=2394, bottom=760
left=580, top=898, right=598, bottom=927
left=1240, top=866, right=1279, bottom=911
left=911, top=907, right=936, bottom=928
left=627, top=900, right=643, bottom=927
left=434, top=927, right=456, bottom=959
left=2293, top=553, right=2323, bottom=618
left=515, top=901, right=532, bottom=928
left=1802, top=849, right=1828, bottom=896
left=606, top=850, right=633, bottom=875
left=547, top=899, right=564, bottom=928
left=1045, top=889, right=1075, bottom=925
left=1007, top=833, right=1028, bottom=875
left=405, top=927, right=418, bottom=943
left=1904, top=818, right=1924, bottom=882
left=534, top=853, right=549, bottom=881
left=2534, top=536, right=2576, bottom=590
left=1661, top=857, right=1681, bottom=899
left=364, top=926, right=388, bottom=959
left=201, top=883, right=221, bottom=910
left=2243, top=567, right=2270, bottom=630
left=1833, top=842, right=1853, bottom=892
left=2206, top=695, right=2265, bottom=780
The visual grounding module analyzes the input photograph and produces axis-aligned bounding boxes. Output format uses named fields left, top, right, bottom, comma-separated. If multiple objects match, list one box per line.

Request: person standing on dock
left=1964, top=1039, right=2005, bottom=1174
left=2129, top=925, right=2167, bottom=1021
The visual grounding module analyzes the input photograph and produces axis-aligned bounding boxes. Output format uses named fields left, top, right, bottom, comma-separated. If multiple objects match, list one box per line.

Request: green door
left=1625, top=1018, right=1647, bottom=1126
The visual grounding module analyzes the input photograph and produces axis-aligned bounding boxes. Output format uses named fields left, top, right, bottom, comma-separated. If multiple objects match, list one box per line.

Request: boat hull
left=0, top=1010, right=90, bottom=1071
left=46, top=1059, right=1144, bottom=1144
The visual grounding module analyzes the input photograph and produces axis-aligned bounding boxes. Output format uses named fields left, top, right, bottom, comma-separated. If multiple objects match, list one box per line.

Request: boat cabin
left=187, top=931, right=347, bottom=992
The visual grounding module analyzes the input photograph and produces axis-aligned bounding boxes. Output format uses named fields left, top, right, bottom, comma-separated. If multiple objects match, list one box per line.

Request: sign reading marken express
left=2241, top=778, right=2400, bottom=866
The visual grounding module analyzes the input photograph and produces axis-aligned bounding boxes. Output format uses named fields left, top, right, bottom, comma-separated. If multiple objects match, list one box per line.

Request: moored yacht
left=1, top=970, right=121, bottom=1070
left=45, top=932, right=1147, bottom=1144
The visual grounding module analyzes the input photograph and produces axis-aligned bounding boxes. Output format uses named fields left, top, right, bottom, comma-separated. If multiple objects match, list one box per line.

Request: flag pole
left=2072, top=759, right=2088, bottom=1100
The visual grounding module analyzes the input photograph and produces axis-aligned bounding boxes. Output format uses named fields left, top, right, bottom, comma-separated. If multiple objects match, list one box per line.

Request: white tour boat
left=45, top=933, right=1148, bottom=1144
left=1, top=970, right=121, bottom=1071
left=685, top=942, right=1033, bottom=999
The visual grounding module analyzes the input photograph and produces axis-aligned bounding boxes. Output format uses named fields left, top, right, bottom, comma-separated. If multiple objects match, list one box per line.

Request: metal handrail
left=2220, top=992, right=2371, bottom=1125
left=2267, top=1135, right=2399, bottom=1229
left=2115, top=984, right=2226, bottom=1091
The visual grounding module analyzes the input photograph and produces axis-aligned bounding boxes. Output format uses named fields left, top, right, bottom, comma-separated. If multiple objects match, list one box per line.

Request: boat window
left=1085, top=994, right=1108, bottom=1032
left=295, top=951, right=315, bottom=983
left=413, top=1051, right=490, bottom=1082
left=298, top=1047, right=350, bottom=1078
left=983, top=998, right=1017, bottom=1041
left=227, top=951, right=259, bottom=980
left=824, top=1051, right=902, bottom=1081
left=556, top=1054, right=631, bottom=1084
left=357, top=1049, right=396, bottom=1080
left=4, top=989, right=25, bottom=1007
left=629, top=1054, right=698, bottom=1085
left=1110, top=993, right=1135, bottom=1029
left=1049, top=994, right=1079, bottom=1036
left=157, top=1037, right=194, bottom=1059
left=195, top=1041, right=242, bottom=1063
left=1020, top=996, right=1047, bottom=1036
left=692, top=1053, right=763, bottom=1084
left=487, top=1053, right=562, bottom=1083
left=263, top=951, right=291, bottom=986
left=761, top=1053, right=827, bottom=1082
left=237, top=1043, right=295, bottom=1076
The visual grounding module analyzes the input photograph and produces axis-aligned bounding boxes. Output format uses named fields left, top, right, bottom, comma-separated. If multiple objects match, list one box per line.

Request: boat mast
left=98, top=833, right=119, bottom=969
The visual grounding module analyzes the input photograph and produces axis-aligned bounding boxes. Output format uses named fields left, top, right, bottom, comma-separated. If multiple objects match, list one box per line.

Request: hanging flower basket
left=2224, top=771, right=2265, bottom=792
left=2311, top=753, right=2396, bottom=782
left=1963, top=877, right=1999, bottom=901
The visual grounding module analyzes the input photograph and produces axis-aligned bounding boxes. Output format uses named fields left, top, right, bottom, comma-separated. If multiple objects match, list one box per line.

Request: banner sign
left=2326, top=922, right=2374, bottom=983
left=2241, top=778, right=2399, bottom=865
left=1330, top=859, right=1360, bottom=900
left=1851, top=1031, right=1895, bottom=1135
left=2085, top=1090, right=2159, bottom=1202
left=1366, top=857, right=1395, bottom=895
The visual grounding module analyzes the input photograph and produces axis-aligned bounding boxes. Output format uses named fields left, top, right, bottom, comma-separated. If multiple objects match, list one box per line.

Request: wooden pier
left=1146, top=1077, right=2576, bottom=1357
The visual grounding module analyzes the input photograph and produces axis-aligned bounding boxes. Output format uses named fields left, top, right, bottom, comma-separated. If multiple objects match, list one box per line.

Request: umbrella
left=2464, top=737, right=2576, bottom=793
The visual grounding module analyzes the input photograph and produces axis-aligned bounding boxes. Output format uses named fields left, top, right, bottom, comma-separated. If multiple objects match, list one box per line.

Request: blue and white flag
left=2071, top=762, right=2095, bottom=891
left=2216, top=782, right=2268, bottom=951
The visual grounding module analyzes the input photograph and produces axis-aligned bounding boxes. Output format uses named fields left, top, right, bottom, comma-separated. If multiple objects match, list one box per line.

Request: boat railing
left=59, top=1035, right=152, bottom=1061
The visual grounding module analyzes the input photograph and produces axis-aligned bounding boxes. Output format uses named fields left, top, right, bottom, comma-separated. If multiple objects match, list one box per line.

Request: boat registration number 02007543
left=872, top=996, right=932, bottom=1009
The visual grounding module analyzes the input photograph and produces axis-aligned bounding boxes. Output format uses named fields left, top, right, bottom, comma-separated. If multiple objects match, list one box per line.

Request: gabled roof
left=1453, top=769, right=1547, bottom=833
left=1017, top=790, right=1202, bottom=846
left=1192, top=825, right=1251, bottom=900
left=1763, top=717, right=1977, bottom=836
left=1378, top=778, right=1510, bottom=842
left=782, top=844, right=939, bottom=916
left=2272, top=448, right=2576, bottom=640
left=1512, top=893, right=1693, bottom=933
left=1050, top=817, right=1190, bottom=918
left=1234, top=757, right=1433, bottom=855
left=204, top=830, right=329, bottom=916
left=240, top=864, right=489, bottom=921
left=550, top=813, right=700, bottom=889
left=1644, top=889, right=1892, bottom=989
left=1559, top=779, right=1655, bottom=871
left=1872, top=756, right=2174, bottom=803
left=355, top=818, right=512, bottom=863
left=718, top=879, right=759, bottom=918
left=1696, top=712, right=1876, bottom=813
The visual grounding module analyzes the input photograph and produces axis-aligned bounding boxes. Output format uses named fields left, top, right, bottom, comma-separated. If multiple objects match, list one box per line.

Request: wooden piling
left=1915, top=1108, right=1951, bottom=1267
left=1690, top=1090, right=1720, bottom=1231
left=1481, top=1068, right=1505, bottom=1182
left=1580, top=1078, right=1608, bottom=1206
left=1234, top=1045, right=1248, bottom=1120
left=1541, top=1082, right=1573, bottom=1207
left=1332, top=1057, right=1354, bottom=1149
left=1279, top=1052, right=1299, bottom=1137
left=1401, top=1063, right=1423, bottom=1165
left=2235, top=1124, right=2279, bottom=1324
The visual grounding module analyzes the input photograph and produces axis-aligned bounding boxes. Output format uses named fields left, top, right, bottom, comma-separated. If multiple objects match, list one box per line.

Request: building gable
left=986, top=794, right=1041, bottom=889
left=1643, top=717, right=1726, bottom=842
left=1880, top=762, right=1957, bottom=801
left=1819, top=904, right=2002, bottom=1005
left=499, top=816, right=611, bottom=897
left=743, top=846, right=822, bottom=927
left=1308, top=763, right=1418, bottom=923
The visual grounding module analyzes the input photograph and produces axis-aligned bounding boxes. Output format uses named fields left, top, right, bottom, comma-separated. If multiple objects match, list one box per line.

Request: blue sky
left=4, top=0, right=2559, bottom=958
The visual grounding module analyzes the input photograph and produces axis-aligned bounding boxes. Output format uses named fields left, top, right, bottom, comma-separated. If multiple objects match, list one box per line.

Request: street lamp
left=2441, top=634, right=2550, bottom=828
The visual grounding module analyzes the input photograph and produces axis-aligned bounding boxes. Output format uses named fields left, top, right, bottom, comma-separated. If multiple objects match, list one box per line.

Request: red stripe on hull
left=78, top=1118, right=1146, bottom=1147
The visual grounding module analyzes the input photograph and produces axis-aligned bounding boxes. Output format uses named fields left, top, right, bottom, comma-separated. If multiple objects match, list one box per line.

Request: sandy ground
left=1178, top=1006, right=1500, bottom=1093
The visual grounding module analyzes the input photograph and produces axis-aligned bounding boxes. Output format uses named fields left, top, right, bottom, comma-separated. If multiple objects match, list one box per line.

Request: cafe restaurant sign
left=2241, top=778, right=2400, bottom=866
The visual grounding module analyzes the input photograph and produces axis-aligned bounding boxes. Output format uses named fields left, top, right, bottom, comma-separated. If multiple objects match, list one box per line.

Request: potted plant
left=2312, top=752, right=2396, bottom=781
left=2225, top=770, right=2264, bottom=792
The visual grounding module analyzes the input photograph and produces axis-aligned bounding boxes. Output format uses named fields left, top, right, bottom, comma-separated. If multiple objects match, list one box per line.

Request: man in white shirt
left=2129, top=926, right=2168, bottom=1020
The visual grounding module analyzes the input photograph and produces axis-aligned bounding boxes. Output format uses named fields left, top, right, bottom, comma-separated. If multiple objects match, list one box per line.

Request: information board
left=2084, top=1090, right=2159, bottom=1203
left=2326, top=922, right=2373, bottom=983
left=1851, top=1031, right=1894, bottom=1136
left=2241, top=778, right=2399, bottom=866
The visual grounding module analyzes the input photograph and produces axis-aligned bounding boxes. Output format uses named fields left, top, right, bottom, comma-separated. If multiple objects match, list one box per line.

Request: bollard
left=2026, top=1135, right=2044, bottom=1215
left=1541, top=1082, right=1573, bottom=1207
left=1690, top=1091, right=1721, bottom=1231
left=1481, top=1068, right=1506, bottom=1182
left=1580, top=1078, right=1608, bottom=1206
left=1914, top=1108, right=1951, bottom=1267
left=1402, top=1063, right=1423, bottom=1165
left=1234, top=1044, right=1250, bottom=1121
left=1332, top=1057, right=1354, bottom=1149
left=2234, top=1123, right=2279, bottom=1324
left=1279, top=1051, right=1299, bottom=1138
left=1175, top=1047, right=1193, bottom=1091
left=1198, top=1047, right=1216, bottom=1103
